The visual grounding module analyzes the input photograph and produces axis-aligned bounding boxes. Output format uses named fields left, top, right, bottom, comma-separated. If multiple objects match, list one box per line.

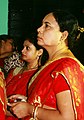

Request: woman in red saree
left=7, top=10, right=84, bottom=120
left=5, top=34, right=47, bottom=120
left=0, top=68, right=6, bottom=120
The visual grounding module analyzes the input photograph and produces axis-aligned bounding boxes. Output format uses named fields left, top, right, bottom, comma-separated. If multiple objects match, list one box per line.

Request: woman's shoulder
left=49, top=57, right=84, bottom=75
left=60, top=57, right=84, bottom=69
left=54, top=57, right=84, bottom=68
left=50, top=57, right=84, bottom=82
left=13, top=67, right=23, bottom=76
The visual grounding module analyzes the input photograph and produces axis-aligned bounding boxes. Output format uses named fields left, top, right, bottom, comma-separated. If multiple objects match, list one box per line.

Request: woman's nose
left=37, top=25, right=43, bottom=33
left=22, top=48, right=25, bottom=53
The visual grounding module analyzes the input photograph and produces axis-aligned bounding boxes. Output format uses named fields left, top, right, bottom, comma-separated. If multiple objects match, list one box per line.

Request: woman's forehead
left=24, top=40, right=34, bottom=46
left=43, top=13, right=54, bottom=21
left=24, top=40, right=31, bottom=45
left=43, top=13, right=59, bottom=28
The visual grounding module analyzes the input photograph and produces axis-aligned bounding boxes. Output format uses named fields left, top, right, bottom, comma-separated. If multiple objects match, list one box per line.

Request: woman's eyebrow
left=43, top=21, right=51, bottom=25
left=45, top=21, right=50, bottom=24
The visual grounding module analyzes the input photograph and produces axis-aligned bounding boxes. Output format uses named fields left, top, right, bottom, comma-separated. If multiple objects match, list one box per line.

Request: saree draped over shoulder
left=24, top=58, right=84, bottom=120
left=5, top=67, right=37, bottom=120
left=0, top=69, right=6, bottom=120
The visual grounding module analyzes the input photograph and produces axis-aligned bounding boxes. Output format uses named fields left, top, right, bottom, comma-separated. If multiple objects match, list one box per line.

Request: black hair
left=52, top=10, right=79, bottom=50
left=52, top=9, right=84, bottom=65
left=0, top=34, right=13, bottom=41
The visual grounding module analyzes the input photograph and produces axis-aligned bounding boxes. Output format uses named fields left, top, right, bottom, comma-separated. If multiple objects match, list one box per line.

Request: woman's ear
left=38, top=49, right=43, bottom=57
left=61, top=31, right=68, bottom=41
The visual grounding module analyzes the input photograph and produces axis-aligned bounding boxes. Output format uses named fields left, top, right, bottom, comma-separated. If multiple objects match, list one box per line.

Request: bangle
left=32, top=105, right=36, bottom=118
left=33, top=106, right=39, bottom=120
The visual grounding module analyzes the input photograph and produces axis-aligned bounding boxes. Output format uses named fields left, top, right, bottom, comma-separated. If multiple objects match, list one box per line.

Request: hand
left=7, top=94, right=27, bottom=103
left=7, top=102, right=33, bottom=118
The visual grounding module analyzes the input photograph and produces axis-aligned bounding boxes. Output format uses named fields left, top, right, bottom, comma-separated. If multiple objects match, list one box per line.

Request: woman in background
left=0, top=34, right=14, bottom=72
left=6, top=33, right=48, bottom=120
left=0, top=34, right=24, bottom=77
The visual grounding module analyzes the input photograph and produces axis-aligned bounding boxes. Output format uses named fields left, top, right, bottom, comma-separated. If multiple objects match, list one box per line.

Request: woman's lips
left=22, top=54, right=26, bottom=58
left=37, top=36, right=43, bottom=41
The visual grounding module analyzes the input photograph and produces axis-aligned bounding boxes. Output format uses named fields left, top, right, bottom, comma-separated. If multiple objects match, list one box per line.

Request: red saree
left=0, top=69, right=6, bottom=120
left=5, top=67, right=37, bottom=120
left=24, top=57, right=84, bottom=120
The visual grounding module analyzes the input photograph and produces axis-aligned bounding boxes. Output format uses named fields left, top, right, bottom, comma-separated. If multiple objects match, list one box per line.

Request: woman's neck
left=48, top=46, right=74, bottom=61
left=26, top=61, right=38, bottom=70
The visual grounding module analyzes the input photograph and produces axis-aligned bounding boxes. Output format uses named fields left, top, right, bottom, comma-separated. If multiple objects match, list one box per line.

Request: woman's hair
left=0, top=34, right=13, bottom=41
left=52, top=9, right=84, bottom=50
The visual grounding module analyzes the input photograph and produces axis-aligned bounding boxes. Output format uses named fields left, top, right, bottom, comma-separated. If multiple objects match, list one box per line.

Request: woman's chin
left=37, top=40, right=44, bottom=46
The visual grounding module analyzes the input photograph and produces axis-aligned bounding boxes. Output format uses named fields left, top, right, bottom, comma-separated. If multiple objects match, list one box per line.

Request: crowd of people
left=0, top=9, right=84, bottom=120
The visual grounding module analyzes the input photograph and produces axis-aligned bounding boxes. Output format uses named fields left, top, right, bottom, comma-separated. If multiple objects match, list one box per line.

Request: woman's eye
left=26, top=46, right=30, bottom=50
left=45, top=23, right=51, bottom=29
left=45, top=24, right=49, bottom=28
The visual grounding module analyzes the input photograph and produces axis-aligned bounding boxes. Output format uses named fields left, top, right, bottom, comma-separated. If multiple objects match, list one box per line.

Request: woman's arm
left=7, top=90, right=75, bottom=120
left=37, top=90, right=75, bottom=120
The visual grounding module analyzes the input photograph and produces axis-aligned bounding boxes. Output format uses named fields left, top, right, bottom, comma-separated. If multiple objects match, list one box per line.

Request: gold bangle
left=33, top=106, right=39, bottom=120
left=31, top=105, right=36, bottom=118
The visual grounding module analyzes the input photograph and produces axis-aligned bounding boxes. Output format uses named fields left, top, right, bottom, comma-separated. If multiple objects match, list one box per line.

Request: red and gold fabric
left=25, top=57, right=84, bottom=120
left=5, top=67, right=37, bottom=120
left=0, top=69, right=6, bottom=120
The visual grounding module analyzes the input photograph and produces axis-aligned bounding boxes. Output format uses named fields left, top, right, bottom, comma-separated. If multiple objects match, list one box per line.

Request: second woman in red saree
left=5, top=34, right=46, bottom=120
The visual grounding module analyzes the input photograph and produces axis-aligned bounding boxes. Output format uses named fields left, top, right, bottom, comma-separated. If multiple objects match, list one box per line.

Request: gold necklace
left=26, top=64, right=38, bottom=71
left=17, top=64, right=38, bottom=79
left=22, top=63, right=38, bottom=73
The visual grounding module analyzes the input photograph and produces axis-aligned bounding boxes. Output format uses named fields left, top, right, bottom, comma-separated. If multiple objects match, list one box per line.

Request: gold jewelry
left=33, top=106, right=39, bottom=120
left=76, top=26, right=84, bottom=40
left=22, top=63, right=38, bottom=73
left=26, top=65, right=38, bottom=71
left=31, top=105, right=39, bottom=120
left=32, top=105, right=36, bottom=118
left=78, top=26, right=84, bottom=33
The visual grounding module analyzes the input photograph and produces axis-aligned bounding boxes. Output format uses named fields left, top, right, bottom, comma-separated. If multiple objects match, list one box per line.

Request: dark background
left=8, top=0, right=84, bottom=36
left=8, top=0, right=84, bottom=64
